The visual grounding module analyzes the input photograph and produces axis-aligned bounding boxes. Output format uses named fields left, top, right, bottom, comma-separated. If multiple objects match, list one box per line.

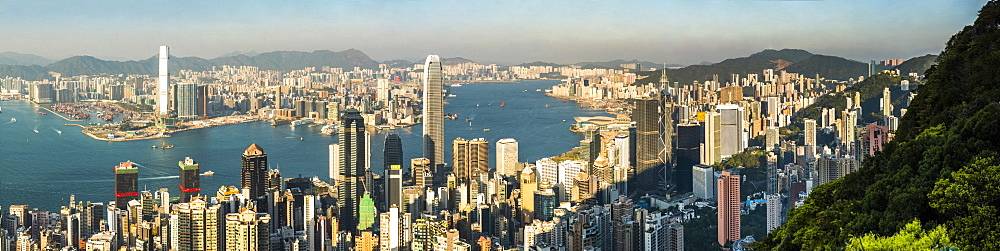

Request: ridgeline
left=756, top=1, right=1000, bottom=249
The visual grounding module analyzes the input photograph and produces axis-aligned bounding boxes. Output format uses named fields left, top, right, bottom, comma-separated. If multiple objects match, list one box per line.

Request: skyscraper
left=632, top=98, right=665, bottom=192
left=175, top=83, right=198, bottom=119
left=692, top=164, right=715, bottom=200
left=766, top=193, right=781, bottom=234
left=412, top=158, right=432, bottom=191
left=386, top=164, right=403, bottom=209
left=241, top=144, right=268, bottom=199
left=882, top=87, right=892, bottom=118
left=717, top=170, right=741, bottom=246
left=384, top=134, right=403, bottom=170
left=329, top=143, right=340, bottom=183
left=158, top=46, right=170, bottom=116
left=496, top=138, right=519, bottom=177
left=224, top=207, right=271, bottom=251
left=675, top=123, right=701, bottom=193
left=115, top=161, right=139, bottom=210
left=803, top=119, right=817, bottom=155
left=452, top=138, right=489, bottom=183
left=178, top=157, right=201, bottom=203
left=176, top=198, right=222, bottom=251
left=717, top=104, right=746, bottom=158
left=339, top=109, right=366, bottom=232
left=422, top=55, right=445, bottom=170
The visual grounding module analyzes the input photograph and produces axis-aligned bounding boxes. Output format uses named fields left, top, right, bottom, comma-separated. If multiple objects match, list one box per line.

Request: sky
left=0, top=0, right=988, bottom=65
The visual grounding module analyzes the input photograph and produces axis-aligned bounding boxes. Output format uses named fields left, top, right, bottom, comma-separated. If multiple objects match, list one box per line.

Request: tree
left=929, top=156, right=1000, bottom=249
left=845, top=220, right=954, bottom=251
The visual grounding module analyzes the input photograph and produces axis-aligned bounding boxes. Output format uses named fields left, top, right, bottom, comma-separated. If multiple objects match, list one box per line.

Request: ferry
left=450, top=84, right=463, bottom=87
left=290, top=119, right=314, bottom=127
left=270, top=119, right=291, bottom=126
left=320, top=124, right=338, bottom=135
left=545, top=104, right=551, bottom=107
left=483, top=129, right=490, bottom=132
left=202, top=171, right=214, bottom=176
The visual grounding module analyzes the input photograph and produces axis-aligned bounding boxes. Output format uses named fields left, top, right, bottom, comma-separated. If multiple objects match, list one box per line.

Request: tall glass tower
left=339, top=108, right=366, bottom=232
left=241, top=144, right=268, bottom=199
left=422, top=55, right=445, bottom=171
left=384, top=134, right=403, bottom=209
left=157, top=46, right=170, bottom=116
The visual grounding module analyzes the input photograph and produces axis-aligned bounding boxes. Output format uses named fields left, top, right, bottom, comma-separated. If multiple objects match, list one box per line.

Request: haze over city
left=0, top=0, right=985, bottom=64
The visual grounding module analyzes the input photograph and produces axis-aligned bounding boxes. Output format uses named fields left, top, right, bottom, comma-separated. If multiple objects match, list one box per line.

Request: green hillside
left=892, top=54, right=938, bottom=75
left=756, top=1, right=1000, bottom=250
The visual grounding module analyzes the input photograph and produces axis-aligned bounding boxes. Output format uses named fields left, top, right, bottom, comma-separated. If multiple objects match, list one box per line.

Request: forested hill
left=756, top=1, right=1000, bottom=249
left=633, top=49, right=871, bottom=85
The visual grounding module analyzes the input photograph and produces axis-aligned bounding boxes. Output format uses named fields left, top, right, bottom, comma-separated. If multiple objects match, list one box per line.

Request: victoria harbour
left=0, top=80, right=606, bottom=211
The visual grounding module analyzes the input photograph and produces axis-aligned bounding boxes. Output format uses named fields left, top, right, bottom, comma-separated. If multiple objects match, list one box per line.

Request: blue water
left=0, top=80, right=608, bottom=210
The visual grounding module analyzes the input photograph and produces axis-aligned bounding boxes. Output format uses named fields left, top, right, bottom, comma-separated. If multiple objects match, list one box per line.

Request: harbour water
left=0, top=80, right=609, bottom=210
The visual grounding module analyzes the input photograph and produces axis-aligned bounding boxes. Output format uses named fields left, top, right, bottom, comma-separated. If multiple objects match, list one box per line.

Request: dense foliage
left=845, top=220, right=953, bottom=250
left=891, top=54, right=938, bottom=76
left=756, top=1, right=1000, bottom=249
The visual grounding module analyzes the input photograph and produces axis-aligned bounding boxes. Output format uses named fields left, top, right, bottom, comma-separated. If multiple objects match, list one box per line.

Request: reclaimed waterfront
left=0, top=80, right=608, bottom=210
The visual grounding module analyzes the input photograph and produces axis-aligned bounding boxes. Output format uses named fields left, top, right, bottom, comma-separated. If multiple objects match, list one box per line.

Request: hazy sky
left=0, top=0, right=987, bottom=65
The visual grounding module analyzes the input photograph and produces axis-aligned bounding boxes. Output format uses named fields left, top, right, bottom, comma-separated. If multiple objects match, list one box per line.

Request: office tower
left=329, top=143, right=340, bottom=183
left=178, top=157, right=201, bottom=203
left=452, top=138, right=489, bottom=183
left=767, top=152, right=779, bottom=194
left=384, top=134, right=403, bottom=170
left=158, top=46, right=170, bottom=116
left=766, top=193, right=781, bottom=234
left=803, top=119, right=817, bottom=155
left=412, top=158, right=432, bottom=190
left=701, top=111, right=721, bottom=165
left=241, top=144, right=268, bottom=199
left=632, top=98, right=665, bottom=192
left=224, top=207, right=271, bottom=251
left=115, top=161, right=139, bottom=210
left=882, top=87, right=892, bottom=118
left=176, top=83, right=198, bottom=118
left=197, top=85, right=209, bottom=116
left=422, top=55, right=445, bottom=169
left=176, top=198, right=223, bottom=251
left=303, top=194, right=317, bottom=251
left=717, top=170, right=741, bottom=246
left=520, top=167, right=538, bottom=223
left=533, top=182, right=557, bottom=221
left=717, top=104, right=746, bottom=158
left=692, top=164, right=715, bottom=200
left=675, top=123, right=701, bottom=193
left=386, top=164, right=403, bottom=210
left=496, top=138, right=519, bottom=177
left=339, top=109, right=366, bottom=232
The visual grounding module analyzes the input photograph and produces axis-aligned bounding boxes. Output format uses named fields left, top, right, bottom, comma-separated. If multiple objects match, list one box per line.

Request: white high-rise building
left=702, top=111, right=721, bottom=165
left=717, top=104, right=746, bottom=158
left=158, top=46, right=170, bottom=116
left=304, top=195, right=317, bottom=251
left=496, top=138, right=519, bottom=177
left=803, top=119, right=817, bottom=155
left=422, top=55, right=445, bottom=168
left=882, top=87, right=892, bottom=118
left=766, top=193, right=782, bottom=233
left=379, top=206, right=401, bottom=251
left=535, top=158, right=558, bottom=185
left=692, top=164, right=715, bottom=200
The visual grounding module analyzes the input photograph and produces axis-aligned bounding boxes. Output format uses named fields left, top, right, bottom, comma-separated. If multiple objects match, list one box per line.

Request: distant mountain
left=633, top=49, right=874, bottom=85
left=382, top=60, right=415, bottom=69
left=782, top=55, right=867, bottom=80
left=571, top=59, right=679, bottom=69
left=0, top=49, right=380, bottom=80
left=892, top=54, right=938, bottom=75
left=218, top=51, right=260, bottom=58
left=516, top=61, right=565, bottom=67
left=441, top=57, right=476, bottom=66
left=0, top=52, right=55, bottom=66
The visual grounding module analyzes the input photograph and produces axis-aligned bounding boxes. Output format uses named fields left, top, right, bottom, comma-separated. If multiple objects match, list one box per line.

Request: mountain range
left=632, top=49, right=936, bottom=85
left=0, top=48, right=936, bottom=82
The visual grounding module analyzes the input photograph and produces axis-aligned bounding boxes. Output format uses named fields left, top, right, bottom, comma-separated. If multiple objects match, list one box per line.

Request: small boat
left=0, top=106, right=3, bottom=113
left=202, top=171, right=214, bottom=176
left=299, top=137, right=304, bottom=141
left=38, top=112, right=47, bottom=115
left=536, top=89, right=542, bottom=92
left=545, top=104, right=551, bottom=107
left=476, top=104, right=480, bottom=107
left=562, top=120, right=567, bottom=122
left=499, top=101, right=505, bottom=107
left=451, top=84, right=463, bottom=87
left=483, top=129, right=490, bottom=132
left=9, top=118, right=15, bottom=123
left=562, top=99, right=567, bottom=102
